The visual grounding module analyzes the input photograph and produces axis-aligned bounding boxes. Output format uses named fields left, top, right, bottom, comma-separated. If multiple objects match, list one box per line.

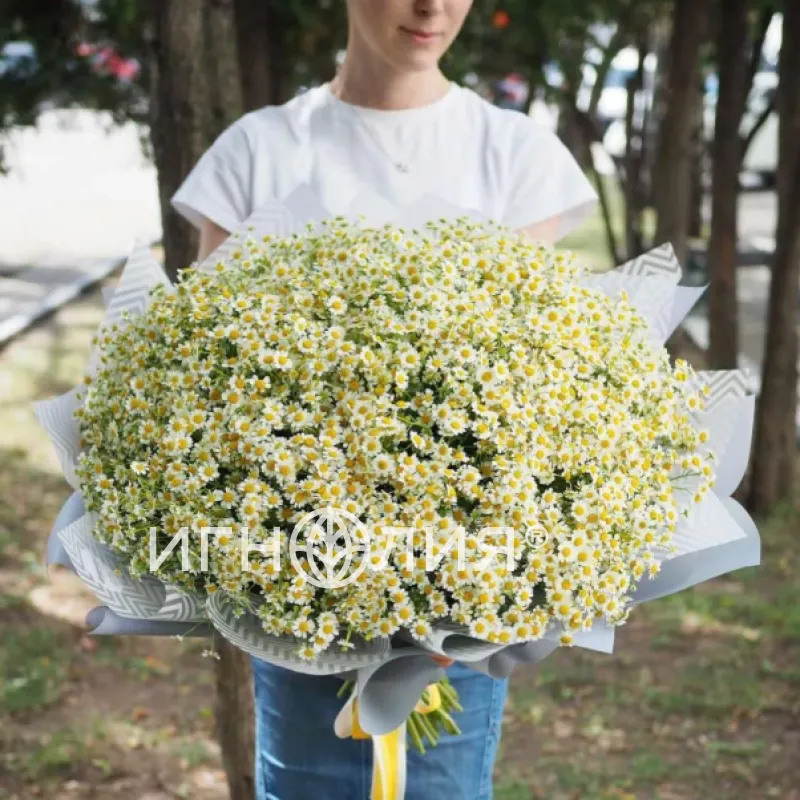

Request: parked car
left=542, top=47, right=657, bottom=136
left=740, top=73, right=778, bottom=185
left=603, top=14, right=781, bottom=186
left=602, top=68, right=778, bottom=188
left=0, top=41, right=36, bottom=77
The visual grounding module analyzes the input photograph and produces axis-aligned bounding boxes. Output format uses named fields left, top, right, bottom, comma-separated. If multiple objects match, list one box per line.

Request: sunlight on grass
left=560, top=176, right=657, bottom=273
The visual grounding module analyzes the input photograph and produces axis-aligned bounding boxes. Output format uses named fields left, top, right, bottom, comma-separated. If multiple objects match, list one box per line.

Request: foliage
left=0, top=0, right=144, bottom=159
left=445, top=0, right=669, bottom=97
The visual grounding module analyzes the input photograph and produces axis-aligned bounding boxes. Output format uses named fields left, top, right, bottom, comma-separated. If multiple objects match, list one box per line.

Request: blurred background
left=0, top=2, right=798, bottom=799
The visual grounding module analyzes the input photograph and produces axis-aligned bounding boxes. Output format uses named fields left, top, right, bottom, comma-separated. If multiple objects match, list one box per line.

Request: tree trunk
left=572, top=107, right=621, bottom=264
left=214, top=634, right=256, bottom=800
left=708, top=0, right=750, bottom=369
left=145, top=0, right=209, bottom=279
left=688, top=74, right=706, bottom=240
left=653, top=0, right=712, bottom=266
left=205, top=0, right=244, bottom=135
left=234, top=0, right=273, bottom=109
left=234, top=0, right=291, bottom=109
left=748, top=0, right=800, bottom=513
left=624, top=28, right=648, bottom=260
left=147, top=4, right=256, bottom=797
left=644, top=16, right=674, bottom=215
left=588, top=28, right=626, bottom=120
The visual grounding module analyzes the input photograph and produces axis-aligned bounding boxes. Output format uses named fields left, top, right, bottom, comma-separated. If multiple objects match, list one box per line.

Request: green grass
left=170, top=736, right=215, bottom=768
left=559, top=176, right=657, bottom=272
left=0, top=625, right=69, bottom=714
left=495, top=780, right=536, bottom=800
left=20, top=728, right=92, bottom=778
left=0, top=718, right=113, bottom=781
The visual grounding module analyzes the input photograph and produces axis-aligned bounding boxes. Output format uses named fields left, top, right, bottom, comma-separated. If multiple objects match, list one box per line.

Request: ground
left=1, top=263, right=797, bottom=800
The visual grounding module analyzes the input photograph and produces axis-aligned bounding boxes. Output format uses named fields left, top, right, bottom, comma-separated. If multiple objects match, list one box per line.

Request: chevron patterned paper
left=694, top=395, right=756, bottom=497
left=155, top=587, right=208, bottom=623
left=87, top=241, right=170, bottom=376
left=58, top=513, right=167, bottom=619
left=32, top=387, right=83, bottom=491
left=206, top=593, right=390, bottom=675
left=670, top=491, right=748, bottom=556
left=583, top=271, right=678, bottom=343
left=691, top=369, right=755, bottom=411
left=617, top=242, right=683, bottom=280
left=102, top=240, right=170, bottom=329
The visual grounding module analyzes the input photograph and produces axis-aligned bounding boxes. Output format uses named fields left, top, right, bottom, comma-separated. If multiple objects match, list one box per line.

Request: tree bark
left=145, top=0, right=209, bottom=280
left=234, top=0, right=291, bottom=109
left=233, top=0, right=273, bottom=109
left=146, top=4, right=256, bottom=797
left=688, top=74, right=706, bottom=240
left=205, top=0, right=244, bottom=135
left=588, top=27, right=625, bottom=121
left=571, top=107, right=621, bottom=264
left=214, top=634, right=256, bottom=800
left=748, top=0, right=800, bottom=513
left=624, top=29, right=648, bottom=260
left=708, top=0, right=750, bottom=369
left=653, top=0, right=713, bottom=266
left=643, top=15, right=672, bottom=222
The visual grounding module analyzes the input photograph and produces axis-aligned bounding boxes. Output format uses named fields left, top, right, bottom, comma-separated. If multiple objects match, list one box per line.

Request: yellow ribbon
left=348, top=684, right=442, bottom=800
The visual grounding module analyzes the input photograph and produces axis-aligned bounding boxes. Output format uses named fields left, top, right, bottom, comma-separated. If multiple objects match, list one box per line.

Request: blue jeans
left=251, top=658, right=509, bottom=799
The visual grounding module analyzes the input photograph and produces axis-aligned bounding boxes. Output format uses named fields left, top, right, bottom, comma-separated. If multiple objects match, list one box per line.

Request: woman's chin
left=387, top=42, right=446, bottom=73
left=393, top=52, right=444, bottom=73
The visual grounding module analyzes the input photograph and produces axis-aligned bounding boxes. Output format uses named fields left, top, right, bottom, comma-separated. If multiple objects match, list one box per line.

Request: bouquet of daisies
left=35, top=186, right=760, bottom=795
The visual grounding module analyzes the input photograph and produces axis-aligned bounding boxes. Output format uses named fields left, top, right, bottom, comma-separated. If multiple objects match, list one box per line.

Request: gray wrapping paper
left=86, top=606, right=211, bottom=637
left=58, top=512, right=168, bottom=619
left=356, top=649, right=446, bottom=736
left=469, top=640, right=562, bottom=680
left=631, top=497, right=760, bottom=605
left=47, top=490, right=84, bottom=569
left=32, top=388, right=83, bottom=491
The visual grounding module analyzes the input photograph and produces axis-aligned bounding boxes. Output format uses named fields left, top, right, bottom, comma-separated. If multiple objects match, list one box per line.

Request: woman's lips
left=400, top=27, right=442, bottom=45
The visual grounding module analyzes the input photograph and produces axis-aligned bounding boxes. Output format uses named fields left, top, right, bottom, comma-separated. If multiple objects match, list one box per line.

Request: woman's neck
left=329, top=48, right=451, bottom=111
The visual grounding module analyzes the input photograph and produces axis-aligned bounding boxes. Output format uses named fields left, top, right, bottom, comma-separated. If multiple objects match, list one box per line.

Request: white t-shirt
left=171, top=82, right=597, bottom=241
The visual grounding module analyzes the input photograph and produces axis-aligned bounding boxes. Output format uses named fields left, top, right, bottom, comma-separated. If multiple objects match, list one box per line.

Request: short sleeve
left=170, top=118, right=254, bottom=233
left=503, top=118, right=598, bottom=241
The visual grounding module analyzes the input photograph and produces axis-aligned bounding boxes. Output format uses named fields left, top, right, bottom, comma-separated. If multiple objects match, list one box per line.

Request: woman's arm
left=198, top=217, right=233, bottom=261
left=517, top=215, right=561, bottom=245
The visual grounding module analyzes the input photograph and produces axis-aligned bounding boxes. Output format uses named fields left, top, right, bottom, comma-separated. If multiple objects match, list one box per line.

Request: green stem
left=407, top=713, right=426, bottom=754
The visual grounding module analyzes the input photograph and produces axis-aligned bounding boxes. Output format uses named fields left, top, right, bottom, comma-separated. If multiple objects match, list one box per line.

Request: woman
left=172, top=2, right=597, bottom=797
